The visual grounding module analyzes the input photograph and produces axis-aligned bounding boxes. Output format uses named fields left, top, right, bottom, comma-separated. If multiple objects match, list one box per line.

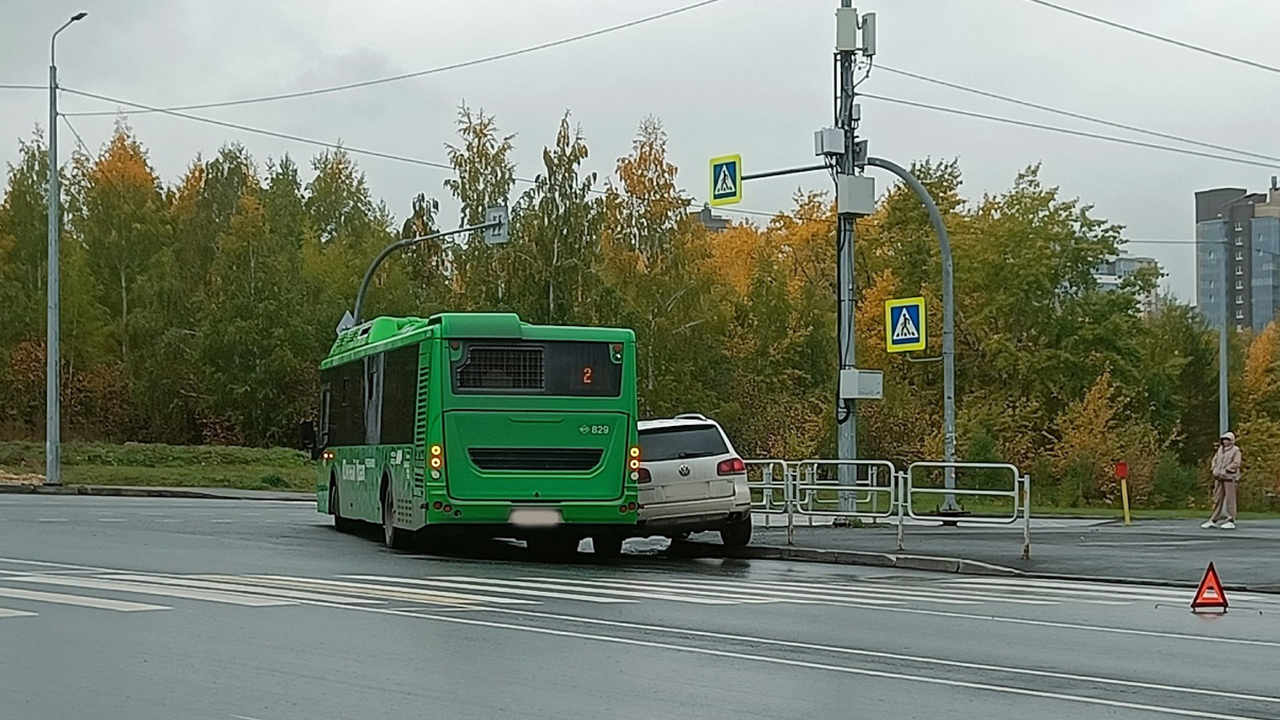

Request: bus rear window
left=451, top=341, right=621, bottom=397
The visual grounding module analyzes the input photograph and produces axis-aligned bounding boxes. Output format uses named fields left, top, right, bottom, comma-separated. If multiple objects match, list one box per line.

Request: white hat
left=1221, top=431, right=1236, bottom=442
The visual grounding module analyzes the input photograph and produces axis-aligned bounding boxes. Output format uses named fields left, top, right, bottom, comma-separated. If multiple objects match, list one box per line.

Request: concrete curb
left=0, top=484, right=313, bottom=502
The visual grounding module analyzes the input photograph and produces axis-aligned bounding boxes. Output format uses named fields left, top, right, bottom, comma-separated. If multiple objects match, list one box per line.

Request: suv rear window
left=638, top=425, right=729, bottom=461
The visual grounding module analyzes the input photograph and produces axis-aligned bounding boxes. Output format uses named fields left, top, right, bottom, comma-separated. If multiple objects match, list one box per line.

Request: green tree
left=599, top=117, right=731, bottom=417
left=505, top=112, right=603, bottom=325
left=201, top=194, right=311, bottom=445
left=444, top=104, right=516, bottom=310
left=66, top=120, right=169, bottom=369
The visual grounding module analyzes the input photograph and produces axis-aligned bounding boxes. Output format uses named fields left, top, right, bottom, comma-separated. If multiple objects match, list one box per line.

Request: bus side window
left=319, top=385, right=332, bottom=447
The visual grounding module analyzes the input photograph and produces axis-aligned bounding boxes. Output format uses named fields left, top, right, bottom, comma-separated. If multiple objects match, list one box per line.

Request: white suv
left=634, top=414, right=753, bottom=547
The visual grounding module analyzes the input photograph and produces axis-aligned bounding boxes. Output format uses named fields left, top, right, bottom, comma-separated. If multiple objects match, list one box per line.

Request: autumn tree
left=444, top=104, right=516, bottom=309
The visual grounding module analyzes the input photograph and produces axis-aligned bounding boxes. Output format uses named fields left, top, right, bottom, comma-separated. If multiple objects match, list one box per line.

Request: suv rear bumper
left=637, top=496, right=751, bottom=533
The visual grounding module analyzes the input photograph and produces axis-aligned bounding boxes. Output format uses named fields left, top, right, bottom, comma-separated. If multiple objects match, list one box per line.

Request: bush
left=1151, top=452, right=1201, bottom=509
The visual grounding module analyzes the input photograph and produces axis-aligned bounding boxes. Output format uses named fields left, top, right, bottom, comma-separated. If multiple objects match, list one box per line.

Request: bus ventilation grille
left=468, top=448, right=604, bottom=471
left=456, top=346, right=545, bottom=390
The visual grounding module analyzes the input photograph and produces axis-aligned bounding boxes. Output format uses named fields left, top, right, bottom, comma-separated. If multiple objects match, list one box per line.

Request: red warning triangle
left=1191, top=562, right=1229, bottom=611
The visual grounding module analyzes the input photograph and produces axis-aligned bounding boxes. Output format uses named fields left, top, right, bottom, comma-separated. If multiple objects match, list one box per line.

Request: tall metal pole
left=865, top=156, right=959, bottom=512
left=46, top=13, right=87, bottom=487
left=835, top=0, right=858, bottom=512
left=1220, top=238, right=1230, bottom=435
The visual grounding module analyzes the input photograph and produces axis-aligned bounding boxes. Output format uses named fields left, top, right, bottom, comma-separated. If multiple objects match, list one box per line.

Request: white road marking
left=747, top=577, right=1098, bottom=606
left=239, top=575, right=536, bottom=606
left=0, top=606, right=38, bottom=618
left=100, top=574, right=388, bottom=606
left=97, top=518, right=127, bottom=523
left=0, top=586, right=168, bottom=612
left=0, top=558, right=108, bottom=571
left=946, top=576, right=1272, bottom=604
left=11, top=576, right=295, bottom=607
left=36, top=518, right=68, bottom=522
left=210, top=519, right=234, bottom=524
left=343, top=576, right=636, bottom=604
left=292, top=600, right=1276, bottom=720
left=490, top=576, right=753, bottom=605
left=652, top=577, right=982, bottom=606
left=515, top=576, right=780, bottom=605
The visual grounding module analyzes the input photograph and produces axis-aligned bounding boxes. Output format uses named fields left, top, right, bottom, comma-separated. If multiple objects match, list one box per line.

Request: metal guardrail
left=744, top=457, right=1031, bottom=559
left=793, top=459, right=897, bottom=520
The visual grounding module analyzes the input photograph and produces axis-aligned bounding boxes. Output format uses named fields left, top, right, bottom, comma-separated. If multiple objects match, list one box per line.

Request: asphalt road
left=1, top=496, right=1278, bottom=720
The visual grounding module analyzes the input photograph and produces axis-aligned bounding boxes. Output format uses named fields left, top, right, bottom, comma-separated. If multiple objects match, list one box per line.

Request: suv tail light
left=717, top=457, right=746, bottom=475
left=636, top=467, right=652, bottom=483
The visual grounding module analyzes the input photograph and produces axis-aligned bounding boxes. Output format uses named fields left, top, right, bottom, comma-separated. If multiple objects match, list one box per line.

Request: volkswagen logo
left=678, top=464, right=691, bottom=477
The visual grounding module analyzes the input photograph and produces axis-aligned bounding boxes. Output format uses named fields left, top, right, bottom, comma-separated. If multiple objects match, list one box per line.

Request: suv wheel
left=719, top=514, right=753, bottom=548
left=592, top=535, right=624, bottom=557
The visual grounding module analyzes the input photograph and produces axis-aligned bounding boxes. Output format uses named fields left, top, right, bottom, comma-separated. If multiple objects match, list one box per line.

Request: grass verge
left=0, top=441, right=314, bottom=493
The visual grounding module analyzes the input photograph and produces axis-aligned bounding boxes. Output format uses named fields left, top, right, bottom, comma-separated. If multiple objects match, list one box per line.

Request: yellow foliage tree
left=1243, top=320, right=1280, bottom=419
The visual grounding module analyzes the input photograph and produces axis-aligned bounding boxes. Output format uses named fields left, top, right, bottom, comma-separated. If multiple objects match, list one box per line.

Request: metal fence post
left=786, top=463, right=796, bottom=546
left=893, top=470, right=904, bottom=551
left=1021, top=475, right=1031, bottom=561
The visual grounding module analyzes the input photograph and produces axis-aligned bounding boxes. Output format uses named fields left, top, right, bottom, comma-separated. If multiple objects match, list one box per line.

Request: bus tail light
left=432, top=501, right=443, bottom=511
left=321, top=450, right=334, bottom=461
left=628, top=446, right=641, bottom=471
left=717, top=457, right=746, bottom=475
left=429, top=443, right=444, bottom=470
left=627, top=501, right=637, bottom=512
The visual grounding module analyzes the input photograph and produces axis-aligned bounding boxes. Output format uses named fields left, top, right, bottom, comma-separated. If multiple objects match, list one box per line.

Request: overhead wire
left=859, top=93, right=1280, bottom=170
left=876, top=65, right=1280, bottom=164
left=1, top=83, right=44, bottom=91
left=1020, top=0, right=1280, bottom=76
left=62, top=0, right=725, bottom=118
left=58, top=87, right=796, bottom=223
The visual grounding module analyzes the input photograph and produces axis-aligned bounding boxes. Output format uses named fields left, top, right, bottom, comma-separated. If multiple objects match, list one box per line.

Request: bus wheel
left=526, top=537, right=580, bottom=560
left=330, top=477, right=354, bottom=534
left=591, top=535, right=624, bottom=558
left=381, top=479, right=410, bottom=550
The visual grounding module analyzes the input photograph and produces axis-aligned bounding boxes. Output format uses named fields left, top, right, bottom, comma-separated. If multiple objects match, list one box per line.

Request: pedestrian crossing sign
left=709, top=154, right=742, bottom=206
left=885, top=297, right=926, bottom=352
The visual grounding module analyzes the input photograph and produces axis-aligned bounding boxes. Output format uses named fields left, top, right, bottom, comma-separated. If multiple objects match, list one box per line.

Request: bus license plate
left=510, top=508, right=562, bottom=527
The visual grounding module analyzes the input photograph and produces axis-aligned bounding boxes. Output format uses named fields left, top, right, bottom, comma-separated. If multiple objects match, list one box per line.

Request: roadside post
left=706, top=3, right=879, bottom=512
left=1116, top=461, right=1131, bottom=526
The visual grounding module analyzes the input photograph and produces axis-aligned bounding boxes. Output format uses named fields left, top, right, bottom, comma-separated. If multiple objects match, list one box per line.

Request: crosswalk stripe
left=519, top=577, right=800, bottom=605
left=651, top=577, right=977, bottom=606
left=101, top=574, right=387, bottom=606
left=0, top=586, right=168, bottom=612
left=742, top=578, right=1062, bottom=606
left=943, top=577, right=1236, bottom=603
left=0, top=606, right=37, bottom=618
left=240, top=575, right=538, bottom=606
left=508, top=577, right=764, bottom=605
left=10, top=575, right=295, bottom=607
left=342, top=576, right=635, bottom=604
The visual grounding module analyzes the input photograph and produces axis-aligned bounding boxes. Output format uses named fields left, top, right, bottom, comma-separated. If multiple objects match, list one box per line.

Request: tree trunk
left=120, top=264, right=129, bottom=367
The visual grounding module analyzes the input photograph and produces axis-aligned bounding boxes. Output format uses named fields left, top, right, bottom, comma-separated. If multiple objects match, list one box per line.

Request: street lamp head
left=71, top=12, right=88, bottom=21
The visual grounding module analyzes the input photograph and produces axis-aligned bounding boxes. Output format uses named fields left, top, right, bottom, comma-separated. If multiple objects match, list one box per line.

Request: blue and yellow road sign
left=885, top=297, right=926, bottom=353
left=709, top=154, right=742, bottom=206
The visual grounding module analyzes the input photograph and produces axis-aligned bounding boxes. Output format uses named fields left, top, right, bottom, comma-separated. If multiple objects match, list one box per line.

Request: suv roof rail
left=674, top=412, right=709, bottom=421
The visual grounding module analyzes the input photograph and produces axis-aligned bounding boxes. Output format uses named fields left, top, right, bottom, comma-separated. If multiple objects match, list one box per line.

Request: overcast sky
left=5, top=0, right=1280, bottom=302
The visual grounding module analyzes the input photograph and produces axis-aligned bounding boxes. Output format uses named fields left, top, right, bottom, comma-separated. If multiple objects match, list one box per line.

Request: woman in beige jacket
left=1202, top=431, right=1241, bottom=530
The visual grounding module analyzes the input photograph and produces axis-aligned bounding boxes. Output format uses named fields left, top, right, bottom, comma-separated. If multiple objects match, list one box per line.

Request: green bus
left=302, top=312, right=641, bottom=555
